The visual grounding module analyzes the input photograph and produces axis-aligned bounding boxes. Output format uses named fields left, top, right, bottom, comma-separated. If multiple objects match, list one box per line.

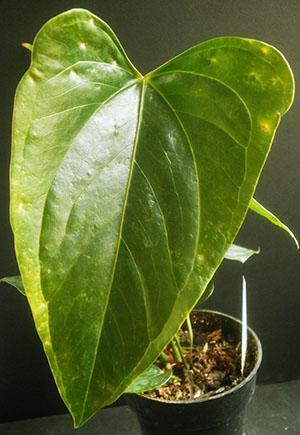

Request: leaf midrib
left=147, top=78, right=201, bottom=293
left=147, top=73, right=251, bottom=305
left=78, top=80, right=145, bottom=423
left=150, top=69, right=252, bottom=147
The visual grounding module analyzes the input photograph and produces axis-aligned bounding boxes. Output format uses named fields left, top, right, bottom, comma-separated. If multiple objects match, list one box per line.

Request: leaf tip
left=72, top=413, right=84, bottom=429
left=0, top=276, right=26, bottom=296
left=288, top=230, right=299, bottom=250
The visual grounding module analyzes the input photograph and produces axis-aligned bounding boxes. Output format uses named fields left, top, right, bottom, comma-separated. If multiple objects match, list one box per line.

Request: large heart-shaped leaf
left=10, top=9, right=294, bottom=426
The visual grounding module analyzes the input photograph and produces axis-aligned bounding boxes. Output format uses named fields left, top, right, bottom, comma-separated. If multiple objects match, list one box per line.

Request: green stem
left=171, top=339, right=182, bottom=363
left=186, top=313, right=194, bottom=356
left=174, top=335, right=189, bottom=370
left=159, top=350, right=170, bottom=363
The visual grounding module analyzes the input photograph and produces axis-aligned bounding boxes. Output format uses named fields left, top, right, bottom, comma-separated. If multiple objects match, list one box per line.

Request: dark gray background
left=0, top=0, right=299, bottom=424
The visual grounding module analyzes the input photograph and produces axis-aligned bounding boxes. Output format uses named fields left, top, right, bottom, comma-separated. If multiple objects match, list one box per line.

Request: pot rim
left=138, top=309, right=262, bottom=405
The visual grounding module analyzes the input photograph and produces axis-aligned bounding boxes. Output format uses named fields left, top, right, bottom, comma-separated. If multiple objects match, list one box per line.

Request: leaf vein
left=78, top=81, right=145, bottom=423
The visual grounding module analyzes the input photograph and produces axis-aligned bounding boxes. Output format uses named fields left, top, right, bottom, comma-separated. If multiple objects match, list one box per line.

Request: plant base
left=126, top=310, right=262, bottom=435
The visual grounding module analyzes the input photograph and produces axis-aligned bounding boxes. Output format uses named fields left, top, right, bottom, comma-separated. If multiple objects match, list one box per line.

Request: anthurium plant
left=2, top=8, right=297, bottom=427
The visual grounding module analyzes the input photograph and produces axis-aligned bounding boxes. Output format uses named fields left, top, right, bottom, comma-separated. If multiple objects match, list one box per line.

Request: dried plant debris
left=144, top=312, right=258, bottom=401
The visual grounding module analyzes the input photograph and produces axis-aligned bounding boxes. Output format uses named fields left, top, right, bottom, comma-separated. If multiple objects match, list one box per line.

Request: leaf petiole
left=186, top=313, right=194, bottom=357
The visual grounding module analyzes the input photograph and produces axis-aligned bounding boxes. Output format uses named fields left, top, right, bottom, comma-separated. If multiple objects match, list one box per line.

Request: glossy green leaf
left=0, top=276, right=26, bottom=295
left=10, top=9, right=294, bottom=426
left=224, top=244, right=259, bottom=264
left=125, top=365, right=172, bottom=394
left=250, top=198, right=299, bottom=249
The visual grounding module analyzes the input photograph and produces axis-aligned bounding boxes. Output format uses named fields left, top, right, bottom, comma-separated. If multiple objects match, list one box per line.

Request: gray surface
left=0, top=380, right=299, bottom=435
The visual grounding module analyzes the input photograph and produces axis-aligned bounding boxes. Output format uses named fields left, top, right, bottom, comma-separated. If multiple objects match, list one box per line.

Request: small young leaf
left=250, top=198, right=299, bottom=249
left=225, top=244, right=260, bottom=264
left=126, top=365, right=172, bottom=394
left=0, top=276, right=26, bottom=295
left=199, top=281, right=215, bottom=305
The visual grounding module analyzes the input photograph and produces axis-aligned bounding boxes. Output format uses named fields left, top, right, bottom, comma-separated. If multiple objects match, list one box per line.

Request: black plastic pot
left=126, top=309, right=262, bottom=435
